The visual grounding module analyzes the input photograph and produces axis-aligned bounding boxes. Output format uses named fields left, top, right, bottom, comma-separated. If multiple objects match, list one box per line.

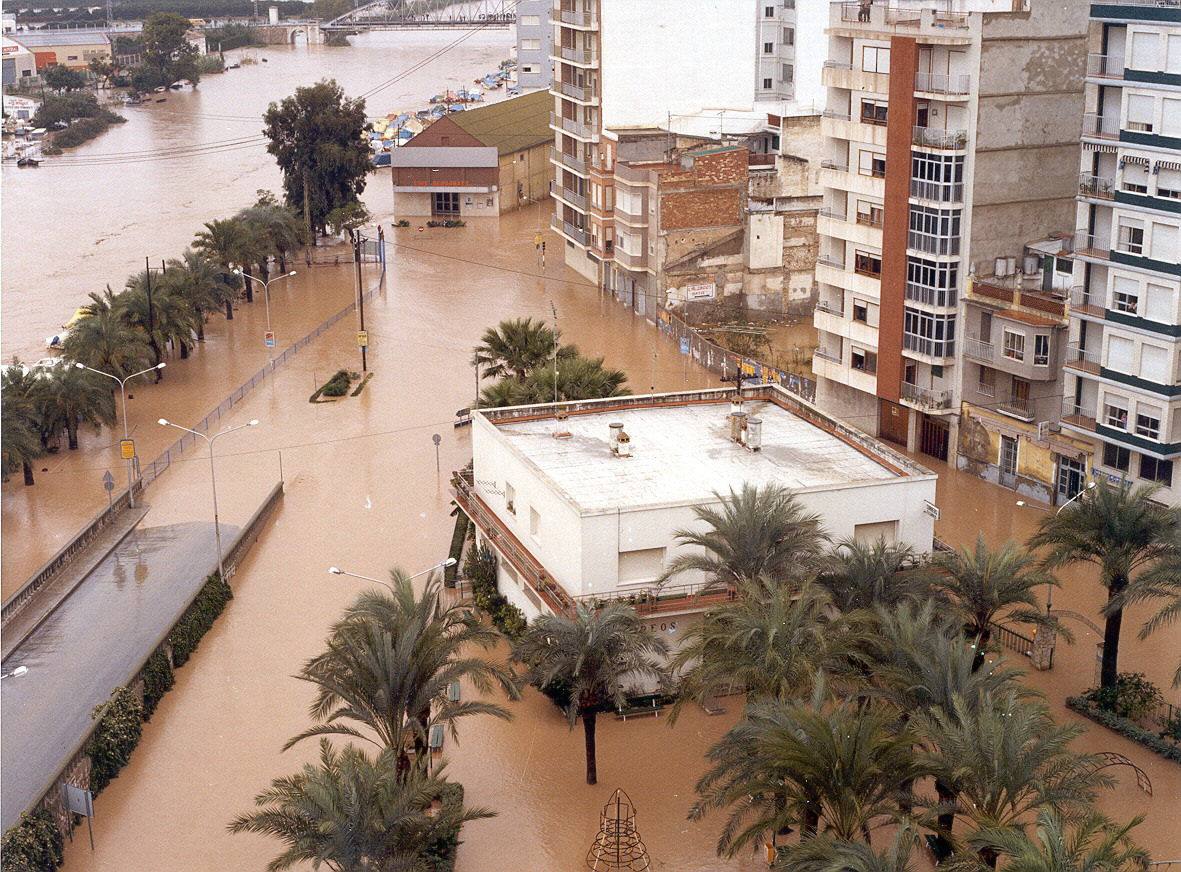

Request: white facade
left=464, top=387, right=938, bottom=620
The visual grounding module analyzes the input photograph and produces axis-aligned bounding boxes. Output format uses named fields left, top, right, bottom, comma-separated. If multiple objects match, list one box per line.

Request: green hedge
left=0, top=808, right=64, bottom=872
left=86, top=686, right=144, bottom=795
left=1066, top=696, right=1181, bottom=763
left=169, top=572, right=233, bottom=668
left=141, top=648, right=175, bottom=721
left=462, top=544, right=526, bottom=640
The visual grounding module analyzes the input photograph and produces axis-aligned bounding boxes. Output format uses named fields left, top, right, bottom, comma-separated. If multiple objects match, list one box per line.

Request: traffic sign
left=102, top=470, right=115, bottom=492
left=356, top=331, right=369, bottom=347
left=264, top=331, right=276, bottom=348
left=119, top=439, right=135, bottom=460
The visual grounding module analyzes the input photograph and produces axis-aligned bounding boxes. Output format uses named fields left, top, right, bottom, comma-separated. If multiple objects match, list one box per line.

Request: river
left=0, top=28, right=514, bottom=361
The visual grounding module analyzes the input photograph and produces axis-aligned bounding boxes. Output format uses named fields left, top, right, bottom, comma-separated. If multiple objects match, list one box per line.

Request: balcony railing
left=814, top=346, right=842, bottom=364
left=908, top=230, right=961, bottom=257
left=1061, top=398, right=1097, bottom=432
left=996, top=394, right=1035, bottom=421
left=903, top=334, right=954, bottom=359
left=1081, top=112, right=1120, bottom=140
left=901, top=382, right=953, bottom=410
left=913, top=126, right=967, bottom=149
left=816, top=298, right=845, bottom=317
left=856, top=211, right=884, bottom=228
left=819, top=206, right=847, bottom=221
left=1064, top=341, right=1101, bottom=374
left=817, top=253, right=845, bottom=269
left=560, top=45, right=598, bottom=64
left=572, top=581, right=737, bottom=618
left=964, top=336, right=994, bottom=361
left=1073, top=230, right=1110, bottom=260
left=552, top=216, right=587, bottom=245
left=1079, top=173, right=1116, bottom=199
left=613, top=246, right=648, bottom=270
left=823, top=60, right=853, bottom=70
left=820, top=159, right=850, bottom=173
left=910, top=178, right=964, bottom=203
left=555, top=185, right=587, bottom=209
left=550, top=112, right=595, bottom=139
left=905, top=282, right=957, bottom=308
left=915, top=71, right=971, bottom=95
left=557, top=80, right=593, bottom=102
left=550, top=146, right=587, bottom=175
left=1069, top=286, right=1106, bottom=317
left=1086, top=52, right=1125, bottom=78
left=556, top=6, right=598, bottom=27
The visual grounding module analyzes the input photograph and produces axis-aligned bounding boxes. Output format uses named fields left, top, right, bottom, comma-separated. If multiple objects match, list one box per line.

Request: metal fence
left=3, top=259, right=386, bottom=617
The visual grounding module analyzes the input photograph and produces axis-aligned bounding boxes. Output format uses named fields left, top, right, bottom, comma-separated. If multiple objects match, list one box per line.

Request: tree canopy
left=135, top=12, right=201, bottom=90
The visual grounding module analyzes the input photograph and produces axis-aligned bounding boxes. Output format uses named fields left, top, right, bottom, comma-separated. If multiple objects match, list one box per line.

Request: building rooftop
left=482, top=388, right=929, bottom=514
left=449, top=89, right=551, bottom=156
left=9, top=30, right=110, bottom=47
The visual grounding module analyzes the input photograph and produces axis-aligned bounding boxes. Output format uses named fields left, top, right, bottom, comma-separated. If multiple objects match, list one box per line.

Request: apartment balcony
left=813, top=302, right=847, bottom=335
left=554, top=79, right=598, bottom=104
left=554, top=4, right=599, bottom=29
left=1072, top=230, right=1110, bottom=260
left=912, top=126, right=968, bottom=150
left=557, top=45, right=598, bottom=66
left=819, top=209, right=881, bottom=247
left=907, top=230, right=961, bottom=258
left=550, top=146, right=588, bottom=176
left=1079, top=173, right=1116, bottom=200
left=553, top=185, right=587, bottom=210
left=613, top=203, right=648, bottom=227
left=914, top=71, right=971, bottom=97
left=964, top=336, right=994, bottom=362
left=613, top=246, right=648, bottom=271
left=910, top=178, right=964, bottom=204
left=1063, top=341, right=1101, bottom=375
left=995, top=393, right=1036, bottom=422
left=903, top=334, right=955, bottom=361
left=551, top=216, right=587, bottom=246
left=905, top=282, right=957, bottom=309
left=550, top=112, right=598, bottom=141
left=1069, top=286, right=1106, bottom=318
left=571, top=581, right=738, bottom=618
left=822, top=110, right=888, bottom=147
left=821, top=61, right=890, bottom=94
left=1081, top=112, right=1120, bottom=140
left=1086, top=52, right=1125, bottom=79
left=901, top=382, right=954, bottom=411
left=1061, top=398, right=1098, bottom=433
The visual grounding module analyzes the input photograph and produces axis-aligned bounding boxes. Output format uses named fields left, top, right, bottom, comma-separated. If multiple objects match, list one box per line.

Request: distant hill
left=9, top=0, right=314, bottom=25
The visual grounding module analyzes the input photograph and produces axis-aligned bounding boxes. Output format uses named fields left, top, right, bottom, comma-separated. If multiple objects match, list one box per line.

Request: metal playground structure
left=322, top=0, right=516, bottom=31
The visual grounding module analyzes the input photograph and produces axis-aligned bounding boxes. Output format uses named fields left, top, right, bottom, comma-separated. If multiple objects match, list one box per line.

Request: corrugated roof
left=10, top=30, right=111, bottom=47
left=448, top=89, right=551, bottom=156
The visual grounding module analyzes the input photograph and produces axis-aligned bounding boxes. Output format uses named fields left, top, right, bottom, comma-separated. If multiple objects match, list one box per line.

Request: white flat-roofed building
left=454, top=385, right=938, bottom=632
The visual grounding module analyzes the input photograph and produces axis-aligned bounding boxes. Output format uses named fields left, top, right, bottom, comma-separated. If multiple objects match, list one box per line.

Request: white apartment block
left=1063, top=0, right=1181, bottom=502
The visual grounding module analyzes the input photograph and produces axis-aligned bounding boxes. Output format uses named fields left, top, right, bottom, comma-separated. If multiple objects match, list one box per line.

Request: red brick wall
left=402, top=116, right=483, bottom=148
left=392, top=166, right=499, bottom=187
left=658, top=149, right=748, bottom=231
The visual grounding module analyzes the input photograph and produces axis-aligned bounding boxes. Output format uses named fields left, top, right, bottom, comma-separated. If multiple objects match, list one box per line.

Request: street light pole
left=233, top=268, right=297, bottom=365
left=327, top=558, right=457, bottom=593
left=158, top=418, right=260, bottom=582
left=75, top=361, right=166, bottom=508
left=1016, top=480, right=1097, bottom=611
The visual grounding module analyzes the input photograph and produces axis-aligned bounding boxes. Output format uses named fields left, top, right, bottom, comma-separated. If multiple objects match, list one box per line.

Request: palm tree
left=36, top=364, right=116, bottom=450
left=949, top=809, right=1147, bottom=872
left=692, top=691, right=925, bottom=857
left=229, top=738, right=493, bottom=872
left=1028, top=479, right=1181, bottom=689
left=477, top=377, right=527, bottom=409
left=776, top=827, right=923, bottom=872
left=194, top=217, right=265, bottom=302
left=472, top=317, right=572, bottom=382
left=817, top=538, right=935, bottom=614
left=659, top=483, right=826, bottom=590
left=121, top=273, right=200, bottom=366
left=1, top=369, right=44, bottom=486
left=1113, top=534, right=1181, bottom=687
left=512, top=603, right=668, bottom=785
left=242, top=193, right=305, bottom=272
left=61, top=289, right=152, bottom=379
left=917, top=691, right=1112, bottom=868
left=670, top=578, right=845, bottom=713
left=168, top=250, right=237, bottom=334
left=933, top=535, right=1058, bottom=671
left=286, top=572, right=517, bottom=776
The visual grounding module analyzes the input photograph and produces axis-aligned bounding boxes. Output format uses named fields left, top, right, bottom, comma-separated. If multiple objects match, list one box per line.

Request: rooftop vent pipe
left=746, top=417, right=762, bottom=452
left=730, top=410, right=747, bottom=444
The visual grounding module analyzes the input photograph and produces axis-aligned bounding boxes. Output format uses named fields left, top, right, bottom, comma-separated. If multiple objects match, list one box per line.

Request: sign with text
left=119, top=439, right=135, bottom=460
left=682, top=282, right=716, bottom=301
left=264, top=331, right=276, bottom=348
left=356, top=331, right=369, bottom=347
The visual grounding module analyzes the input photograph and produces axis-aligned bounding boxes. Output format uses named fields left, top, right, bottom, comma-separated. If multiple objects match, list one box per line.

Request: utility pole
left=144, top=256, right=158, bottom=380
left=353, top=236, right=367, bottom=372
left=550, top=301, right=559, bottom=406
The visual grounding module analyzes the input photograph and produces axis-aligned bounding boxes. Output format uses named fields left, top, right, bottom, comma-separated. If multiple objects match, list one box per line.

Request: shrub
left=1067, top=696, right=1181, bottom=763
left=196, top=54, right=226, bottom=74
left=169, top=572, right=233, bottom=668
left=394, top=219, right=410, bottom=227
left=494, top=602, right=527, bottom=640
left=318, top=369, right=353, bottom=398
left=462, top=543, right=528, bottom=637
left=419, top=782, right=465, bottom=871
left=52, top=116, right=121, bottom=149
left=1082, top=672, right=1163, bottom=720
left=0, top=807, right=64, bottom=872
left=32, top=93, right=122, bottom=128
left=141, top=647, right=174, bottom=721
left=86, top=686, right=144, bottom=794
left=1161, top=711, right=1181, bottom=744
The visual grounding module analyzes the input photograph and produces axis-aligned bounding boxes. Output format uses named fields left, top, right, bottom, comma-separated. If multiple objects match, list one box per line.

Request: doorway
left=1056, top=455, right=1086, bottom=504
left=879, top=399, right=909, bottom=447
left=919, top=414, right=949, bottom=461
left=432, top=192, right=459, bottom=215
left=999, top=435, right=1018, bottom=489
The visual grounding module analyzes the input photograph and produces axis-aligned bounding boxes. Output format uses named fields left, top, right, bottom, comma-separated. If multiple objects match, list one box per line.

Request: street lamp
left=232, top=267, right=297, bottom=362
left=328, top=557, right=457, bottom=593
left=0, top=666, right=29, bottom=680
left=75, top=361, right=166, bottom=508
left=158, top=417, right=260, bottom=583
left=1017, top=480, right=1097, bottom=611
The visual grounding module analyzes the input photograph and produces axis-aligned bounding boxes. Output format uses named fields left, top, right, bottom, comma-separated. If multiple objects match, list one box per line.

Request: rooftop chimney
left=729, top=410, right=747, bottom=444
left=746, top=417, right=762, bottom=452
left=609, top=422, right=623, bottom=451
left=615, top=430, right=632, bottom=457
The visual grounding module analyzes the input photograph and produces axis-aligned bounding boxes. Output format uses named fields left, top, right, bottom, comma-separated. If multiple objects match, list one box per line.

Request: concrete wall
left=497, top=142, right=552, bottom=212
left=515, top=0, right=553, bottom=89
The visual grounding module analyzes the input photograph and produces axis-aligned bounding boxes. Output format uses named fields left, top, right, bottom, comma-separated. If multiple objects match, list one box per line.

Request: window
left=782, top=63, right=793, bottom=82
left=520, top=14, right=540, bottom=25
left=521, top=64, right=536, bottom=73
left=1130, top=31, right=1161, bottom=70
left=1126, top=94, right=1154, bottom=132
left=905, top=256, right=958, bottom=307
left=907, top=205, right=961, bottom=256
left=1163, top=99, right=1181, bottom=137
left=783, top=27, right=794, bottom=45
left=1169, top=33, right=1181, bottom=73
left=529, top=507, right=540, bottom=539
left=862, top=45, right=890, bottom=74
left=1151, top=223, right=1178, bottom=261
left=903, top=308, right=956, bottom=357
left=503, top=562, right=520, bottom=587
left=1002, top=330, right=1025, bottom=361
left=1113, top=276, right=1139, bottom=313
left=505, top=482, right=516, bottom=514
left=860, top=99, right=888, bottom=126
left=978, top=366, right=996, bottom=397
left=858, top=150, right=886, bottom=178
left=1136, top=404, right=1162, bottom=439
left=1034, top=334, right=1050, bottom=366
left=854, top=520, right=898, bottom=546
left=1122, top=161, right=1150, bottom=194
left=851, top=347, right=877, bottom=373
left=856, top=200, right=883, bottom=227
left=911, top=151, right=965, bottom=201
left=618, top=548, right=665, bottom=584
left=1104, top=395, right=1129, bottom=430
left=764, top=41, right=775, bottom=54
left=1140, top=343, right=1170, bottom=383
left=1118, top=221, right=1145, bottom=255
left=1104, top=442, right=1132, bottom=472
left=853, top=298, right=869, bottom=323
left=1108, top=335, right=1134, bottom=372
left=1145, top=284, right=1173, bottom=323
left=521, top=38, right=540, bottom=51
left=765, top=4, right=775, bottom=15
left=854, top=250, right=882, bottom=277
left=763, top=77, right=773, bottom=89
left=1140, top=455, right=1173, bottom=485
left=1158, top=167, right=1181, bottom=200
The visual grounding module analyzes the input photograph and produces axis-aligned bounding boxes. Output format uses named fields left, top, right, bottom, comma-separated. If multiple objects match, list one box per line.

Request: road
left=1, top=521, right=232, bottom=831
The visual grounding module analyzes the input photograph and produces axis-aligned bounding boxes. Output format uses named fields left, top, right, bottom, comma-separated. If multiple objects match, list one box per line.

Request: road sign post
left=102, top=470, right=115, bottom=509
left=119, top=439, right=135, bottom=460
left=264, top=331, right=276, bottom=348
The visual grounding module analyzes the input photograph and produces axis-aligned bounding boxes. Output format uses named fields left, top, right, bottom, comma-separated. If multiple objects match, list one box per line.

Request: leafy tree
left=933, top=535, right=1059, bottom=671
left=141, top=12, right=201, bottom=88
left=1, top=365, right=44, bottom=486
left=37, top=363, right=115, bottom=450
left=61, top=288, right=152, bottom=378
left=42, top=64, right=87, bottom=92
left=512, top=604, right=668, bottom=785
left=473, top=317, right=571, bottom=382
left=326, top=201, right=371, bottom=238
left=243, top=191, right=306, bottom=272
left=32, top=92, right=122, bottom=128
left=229, top=739, right=492, bottom=872
left=286, top=573, right=517, bottom=777
left=949, top=809, right=1147, bottom=872
left=692, top=691, right=926, bottom=856
left=659, top=483, right=826, bottom=590
left=1028, top=479, right=1181, bottom=689
left=263, top=80, right=371, bottom=238
left=817, top=538, right=934, bottom=615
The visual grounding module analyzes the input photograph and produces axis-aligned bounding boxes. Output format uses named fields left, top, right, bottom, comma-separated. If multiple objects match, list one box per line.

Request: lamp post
left=74, top=361, right=166, bottom=508
left=327, top=558, right=457, bottom=593
left=232, top=268, right=297, bottom=364
left=158, top=417, right=260, bottom=583
left=1016, top=479, right=1097, bottom=610
left=0, top=666, right=29, bottom=680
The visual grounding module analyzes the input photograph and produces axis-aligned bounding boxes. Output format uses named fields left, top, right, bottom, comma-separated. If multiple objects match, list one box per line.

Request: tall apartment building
left=550, top=0, right=823, bottom=286
left=1062, top=1, right=1181, bottom=503
left=811, top=0, right=1087, bottom=463
left=515, top=0, right=554, bottom=90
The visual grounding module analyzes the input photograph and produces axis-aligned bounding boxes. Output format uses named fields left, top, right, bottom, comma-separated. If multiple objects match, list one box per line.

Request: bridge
left=254, top=19, right=325, bottom=44
left=322, top=0, right=516, bottom=31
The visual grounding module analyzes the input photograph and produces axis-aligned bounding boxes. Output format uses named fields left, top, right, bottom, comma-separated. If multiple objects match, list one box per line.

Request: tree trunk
left=980, top=847, right=1000, bottom=870
left=149, top=337, right=164, bottom=381
left=932, top=779, right=956, bottom=859
left=224, top=298, right=234, bottom=320
left=800, top=803, right=819, bottom=840
left=23, top=461, right=35, bottom=486
left=582, top=709, right=598, bottom=785
left=179, top=340, right=189, bottom=359
left=1101, top=577, right=1127, bottom=689
left=302, top=167, right=313, bottom=242
left=67, top=420, right=79, bottom=450
left=197, top=317, right=206, bottom=341
left=242, top=267, right=254, bottom=303
left=971, top=625, right=990, bottom=672
left=278, top=250, right=288, bottom=272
